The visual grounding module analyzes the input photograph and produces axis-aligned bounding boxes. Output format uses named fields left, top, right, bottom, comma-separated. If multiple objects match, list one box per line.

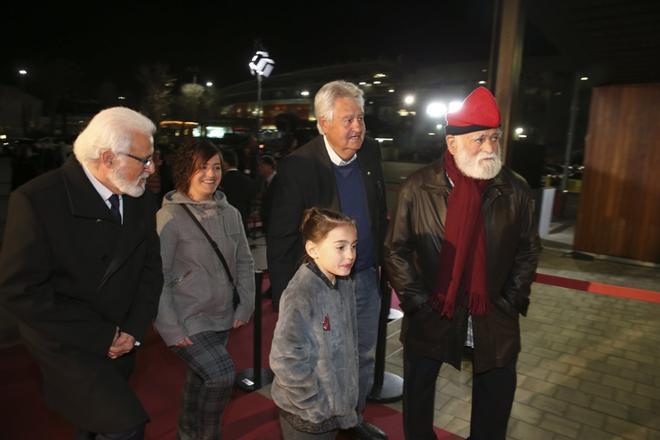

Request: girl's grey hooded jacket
left=154, top=190, right=255, bottom=346
left=270, top=263, right=359, bottom=432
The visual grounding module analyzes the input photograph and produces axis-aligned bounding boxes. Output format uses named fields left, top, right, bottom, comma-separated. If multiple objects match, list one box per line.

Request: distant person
left=145, top=148, right=164, bottom=201
left=10, top=142, right=41, bottom=189
left=220, top=148, right=257, bottom=232
left=256, top=154, right=277, bottom=187
left=154, top=140, right=255, bottom=439
left=384, top=87, right=541, bottom=440
left=158, top=143, right=176, bottom=196
left=0, top=107, right=164, bottom=439
left=239, top=134, right=259, bottom=176
left=256, top=154, right=277, bottom=234
left=270, top=208, right=360, bottom=440
left=267, top=80, right=388, bottom=440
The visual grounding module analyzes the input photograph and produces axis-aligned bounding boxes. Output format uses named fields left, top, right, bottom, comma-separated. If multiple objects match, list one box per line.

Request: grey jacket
left=154, top=190, right=255, bottom=346
left=270, top=263, right=359, bottom=432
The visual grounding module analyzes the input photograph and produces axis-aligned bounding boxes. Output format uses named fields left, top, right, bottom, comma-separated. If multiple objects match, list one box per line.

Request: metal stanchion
left=368, top=269, right=403, bottom=403
left=235, top=270, right=274, bottom=391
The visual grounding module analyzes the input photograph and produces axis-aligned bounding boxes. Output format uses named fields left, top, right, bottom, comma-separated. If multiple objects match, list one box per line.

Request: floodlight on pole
left=249, top=51, right=275, bottom=78
left=248, top=50, right=275, bottom=142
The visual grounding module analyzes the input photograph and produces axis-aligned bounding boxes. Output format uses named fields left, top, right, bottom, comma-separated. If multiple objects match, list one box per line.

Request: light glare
left=448, top=101, right=463, bottom=113
left=426, top=102, right=447, bottom=118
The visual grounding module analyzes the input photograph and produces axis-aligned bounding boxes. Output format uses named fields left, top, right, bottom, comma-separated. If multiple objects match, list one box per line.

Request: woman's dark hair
left=172, top=140, right=223, bottom=194
left=300, top=207, right=356, bottom=248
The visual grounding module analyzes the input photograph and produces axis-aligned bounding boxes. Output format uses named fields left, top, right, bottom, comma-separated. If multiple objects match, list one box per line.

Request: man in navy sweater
left=267, top=80, right=388, bottom=440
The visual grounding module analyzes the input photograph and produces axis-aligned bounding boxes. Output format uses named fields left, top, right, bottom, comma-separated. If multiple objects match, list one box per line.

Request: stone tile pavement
left=381, top=247, right=660, bottom=439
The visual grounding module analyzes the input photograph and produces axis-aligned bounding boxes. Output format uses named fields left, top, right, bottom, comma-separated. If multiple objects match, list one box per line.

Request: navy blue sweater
left=333, top=160, right=374, bottom=272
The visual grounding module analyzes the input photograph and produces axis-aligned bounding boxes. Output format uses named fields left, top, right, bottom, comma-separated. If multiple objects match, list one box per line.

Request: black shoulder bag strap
left=180, top=204, right=240, bottom=309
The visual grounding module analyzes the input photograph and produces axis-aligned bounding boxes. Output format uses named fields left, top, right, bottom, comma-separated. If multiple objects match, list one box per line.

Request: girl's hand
left=174, top=336, right=193, bottom=347
left=233, top=319, right=247, bottom=329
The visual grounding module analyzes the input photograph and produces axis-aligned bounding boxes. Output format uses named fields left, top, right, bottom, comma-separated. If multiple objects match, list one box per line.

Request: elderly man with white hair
left=267, top=80, right=388, bottom=440
left=385, top=87, right=541, bottom=440
left=0, top=107, right=163, bottom=439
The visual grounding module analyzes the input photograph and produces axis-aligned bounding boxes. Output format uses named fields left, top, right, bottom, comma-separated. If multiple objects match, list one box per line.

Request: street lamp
left=249, top=50, right=275, bottom=141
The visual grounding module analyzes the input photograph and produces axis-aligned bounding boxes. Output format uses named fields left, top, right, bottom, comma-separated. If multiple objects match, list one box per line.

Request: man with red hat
left=384, top=87, right=540, bottom=439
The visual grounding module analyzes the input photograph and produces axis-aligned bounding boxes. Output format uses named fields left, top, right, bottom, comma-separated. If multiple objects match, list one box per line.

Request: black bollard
left=235, top=270, right=274, bottom=391
left=368, top=268, right=403, bottom=403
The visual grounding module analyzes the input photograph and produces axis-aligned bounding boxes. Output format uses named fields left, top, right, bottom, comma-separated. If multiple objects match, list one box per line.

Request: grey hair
left=73, top=107, right=156, bottom=165
left=314, top=80, right=364, bottom=135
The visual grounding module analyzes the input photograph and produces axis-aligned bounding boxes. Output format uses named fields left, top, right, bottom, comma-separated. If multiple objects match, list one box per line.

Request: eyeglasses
left=118, top=152, right=154, bottom=168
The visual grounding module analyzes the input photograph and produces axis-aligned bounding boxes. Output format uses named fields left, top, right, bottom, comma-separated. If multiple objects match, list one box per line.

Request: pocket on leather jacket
left=410, top=304, right=437, bottom=331
left=494, top=295, right=519, bottom=318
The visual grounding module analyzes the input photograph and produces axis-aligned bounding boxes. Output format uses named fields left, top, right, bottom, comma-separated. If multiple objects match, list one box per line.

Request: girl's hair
left=301, top=207, right=356, bottom=245
left=172, top=139, right=223, bottom=194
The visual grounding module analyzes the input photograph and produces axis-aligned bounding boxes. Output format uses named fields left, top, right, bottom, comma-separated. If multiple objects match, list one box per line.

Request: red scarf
left=428, top=152, right=490, bottom=318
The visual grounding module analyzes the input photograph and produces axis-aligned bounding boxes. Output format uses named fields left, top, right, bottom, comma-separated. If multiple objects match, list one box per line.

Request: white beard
left=454, top=148, right=502, bottom=180
left=109, top=167, right=149, bottom=197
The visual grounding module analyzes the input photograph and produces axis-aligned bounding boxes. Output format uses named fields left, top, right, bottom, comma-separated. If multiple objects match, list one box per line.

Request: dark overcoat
left=0, top=156, right=163, bottom=432
left=220, top=168, right=257, bottom=228
left=384, top=159, right=540, bottom=373
left=266, top=136, right=388, bottom=304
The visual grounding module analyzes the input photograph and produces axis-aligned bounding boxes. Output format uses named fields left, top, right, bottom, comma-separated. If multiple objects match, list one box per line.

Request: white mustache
left=477, top=152, right=498, bottom=161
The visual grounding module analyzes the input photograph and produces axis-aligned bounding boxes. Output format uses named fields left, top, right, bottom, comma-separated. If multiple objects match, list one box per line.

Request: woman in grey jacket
left=154, top=140, right=255, bottom=440
left=270, top=208, right=360, bottom=439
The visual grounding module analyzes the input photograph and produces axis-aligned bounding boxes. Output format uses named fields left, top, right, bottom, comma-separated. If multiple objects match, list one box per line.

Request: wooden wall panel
left=574, top=84, right=660, bottom=263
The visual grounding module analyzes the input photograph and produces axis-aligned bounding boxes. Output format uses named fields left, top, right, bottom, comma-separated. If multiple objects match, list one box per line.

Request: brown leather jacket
left=384, top=159, right=540, bottom=372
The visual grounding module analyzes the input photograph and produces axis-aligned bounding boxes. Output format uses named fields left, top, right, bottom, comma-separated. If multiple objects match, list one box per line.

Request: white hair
left=73, top=107, right=156, bottom=165
left=314, top=80, right=364, bottom=135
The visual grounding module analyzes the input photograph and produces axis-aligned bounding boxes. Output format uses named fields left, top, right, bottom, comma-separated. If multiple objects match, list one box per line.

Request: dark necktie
left=108, top=194, right=121, bottom=223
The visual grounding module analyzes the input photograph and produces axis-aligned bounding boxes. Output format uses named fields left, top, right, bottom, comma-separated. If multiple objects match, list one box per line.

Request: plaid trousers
left=172, top=330, right=234, bottom=440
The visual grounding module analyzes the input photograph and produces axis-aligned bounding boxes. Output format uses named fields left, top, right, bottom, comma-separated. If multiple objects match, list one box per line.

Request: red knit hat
left=445, top=87, right=501, bottom=135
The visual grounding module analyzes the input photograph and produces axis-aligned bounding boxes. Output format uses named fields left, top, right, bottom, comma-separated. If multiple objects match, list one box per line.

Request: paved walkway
left=381, top=246, right=660, bottom=439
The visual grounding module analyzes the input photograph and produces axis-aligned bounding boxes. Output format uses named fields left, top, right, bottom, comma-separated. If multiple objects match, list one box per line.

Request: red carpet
left=222, top=392, right=461, bottom=440
left=0, top=274, right=461, bottom=439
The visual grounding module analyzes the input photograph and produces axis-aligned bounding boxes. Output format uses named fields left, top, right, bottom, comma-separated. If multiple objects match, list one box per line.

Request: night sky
left=3, top=1, right=502, bottom=96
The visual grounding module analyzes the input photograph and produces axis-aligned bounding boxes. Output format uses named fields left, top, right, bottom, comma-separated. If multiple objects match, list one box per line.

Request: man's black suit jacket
left=266, top=136, right=388, bottom=307
left=221, top=169, right=257, bottom=229
left=0, top=156, right=163, bottom=432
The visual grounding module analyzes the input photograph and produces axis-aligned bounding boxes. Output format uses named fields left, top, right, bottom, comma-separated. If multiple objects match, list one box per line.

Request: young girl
left=270, top=207, right=360, bottom=440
